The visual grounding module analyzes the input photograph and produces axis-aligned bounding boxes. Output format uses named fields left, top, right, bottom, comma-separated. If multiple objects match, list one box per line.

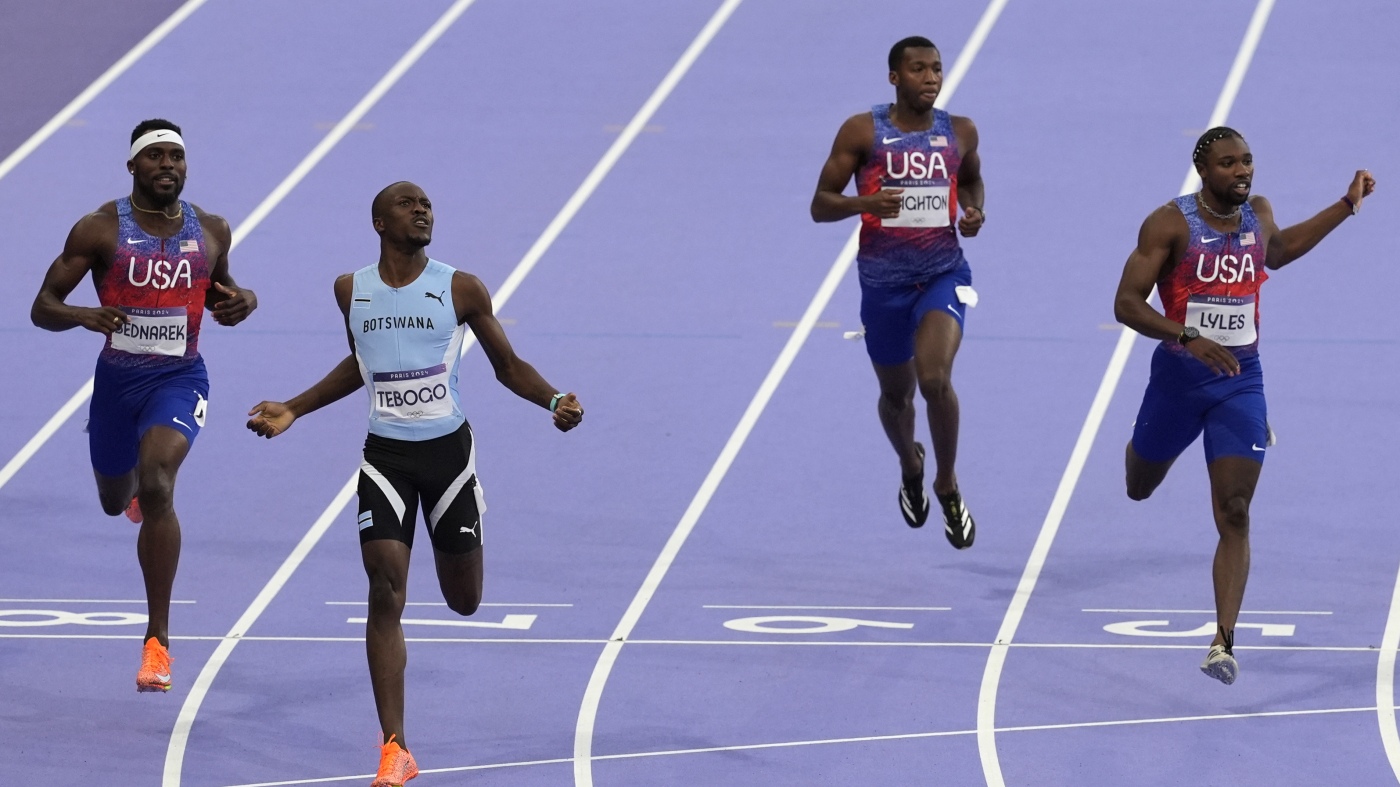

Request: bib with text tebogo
left=111, top=306, right=188, bottom=356
left=371, top=365, right=454, bottom=424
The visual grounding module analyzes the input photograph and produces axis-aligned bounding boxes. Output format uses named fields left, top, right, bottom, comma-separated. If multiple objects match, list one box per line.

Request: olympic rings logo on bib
left=372, top=364, right=454, bottom=423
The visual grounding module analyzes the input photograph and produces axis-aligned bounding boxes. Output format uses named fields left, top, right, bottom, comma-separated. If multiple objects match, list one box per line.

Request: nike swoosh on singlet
left=882, top=136, right=902, bottom=144
left=1201, top=236, right=1220, bottom=243
left=127, top=238, right=149, bottom=244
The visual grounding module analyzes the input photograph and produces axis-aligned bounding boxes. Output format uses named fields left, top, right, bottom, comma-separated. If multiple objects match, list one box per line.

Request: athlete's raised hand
left=211, top=282, right=257, bottom=326
left=862, top=188, right=904, bottom=220
left=75, top=306, right=130, bottom=335
left=246, top=400, right=296, bottom=438
left=1346, top=169, right=1377, bottom=210
left=958, top=205, right=985, bottom=238
left=552, top=393, right=583, bottom=433
left=1186, top=338, right=1240, bottom=377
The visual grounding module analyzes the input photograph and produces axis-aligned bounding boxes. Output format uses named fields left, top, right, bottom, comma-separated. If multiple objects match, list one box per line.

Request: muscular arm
left=31, top=211, right=128, bottom=334
left=810, top=113, right=899, bottom=223
left=199, top=210, right=257, bottom=325
left=1255, top=170, right=1376, bottom=270
left=454, top=271, right=582, bottom=430
left=246, top=274, right=363, bottom=438
left=952, top=115, right=984, bottom=236
left=1114, top=206, right=1239, bottom=376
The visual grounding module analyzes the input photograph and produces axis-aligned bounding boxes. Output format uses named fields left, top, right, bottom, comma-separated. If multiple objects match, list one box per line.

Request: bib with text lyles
left=110, top=306, right=187, bottom=356
left=371, top=364, right=454, bottom=424
left=1185, top=294, right=1257, bottom=347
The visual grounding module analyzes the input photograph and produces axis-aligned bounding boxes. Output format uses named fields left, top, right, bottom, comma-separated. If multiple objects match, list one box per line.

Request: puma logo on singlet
left=425, top=290, right=445, bottom=305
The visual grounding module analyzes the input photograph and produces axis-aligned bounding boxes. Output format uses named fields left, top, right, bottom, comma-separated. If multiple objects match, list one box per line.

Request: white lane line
left=222, top=705, right=1375, bottom=786
left=975, top=3, right=1277, bottom=785
left=0, top=598, right=195, bottom=604
left=0, top=633, right=1381, bottom=653
left=0, top=0, right=209, bottom=183
left=1377, top=557, right=1400, bottom=779
left=160, top=2, right=484, bottom=784
left=702, top=605, right=951, bottom=611
left=323, top=601, right=573, bottom=607
left=1083, top=608, right=1332, bottom=615
left=0, top=379, right=93, bottom=493
left=571, top=2, right=1008, bottom=783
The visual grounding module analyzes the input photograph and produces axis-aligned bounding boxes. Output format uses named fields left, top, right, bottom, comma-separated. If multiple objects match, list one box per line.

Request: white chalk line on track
left=162, top=1, right=756, bottom=784
left=0, top=632, right=1384, bottom=653
left=160, top=1, right=485, bottom=784
left=0, top=0, right=209, bottom=184
left=570, top=1, right=1009, bottom=784
left=223, top=705, right=1376, bottom=787
left=974, top=2, right=1277, bottom=785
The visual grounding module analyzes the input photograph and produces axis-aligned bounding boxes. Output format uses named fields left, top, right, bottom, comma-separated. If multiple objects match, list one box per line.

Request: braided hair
left=1192, top=126, right=1243, bottom=165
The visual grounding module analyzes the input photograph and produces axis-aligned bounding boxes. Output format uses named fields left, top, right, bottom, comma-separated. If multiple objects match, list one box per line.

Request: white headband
left=129, top=129, right=185, bottom=160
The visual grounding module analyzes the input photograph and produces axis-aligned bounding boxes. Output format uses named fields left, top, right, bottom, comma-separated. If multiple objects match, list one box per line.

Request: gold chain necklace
left=1195, top=191, right=1240, bottom=221
left=129, top=194, right=182, bottom=220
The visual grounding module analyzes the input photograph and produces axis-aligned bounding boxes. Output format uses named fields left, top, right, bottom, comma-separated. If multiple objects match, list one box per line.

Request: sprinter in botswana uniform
left=246, top=181, right=583, bottom=787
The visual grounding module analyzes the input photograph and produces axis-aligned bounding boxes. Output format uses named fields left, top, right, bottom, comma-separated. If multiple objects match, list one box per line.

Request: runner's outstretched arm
left=1256, top=170, right=1376, bottom=270
left=453, top=271, right=582, bottom=432
left=246, top=274, right=363, bottom=438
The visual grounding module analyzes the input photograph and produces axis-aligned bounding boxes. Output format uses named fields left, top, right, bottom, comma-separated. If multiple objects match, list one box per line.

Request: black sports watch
left=1178, top=326, right=1200, bottom=345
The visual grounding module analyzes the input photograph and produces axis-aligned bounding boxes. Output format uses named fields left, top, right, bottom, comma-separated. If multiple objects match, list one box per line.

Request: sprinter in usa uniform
left=31, top=118, right=257, bottom=693
left=1114, top=127, right=1375, bottom=685
left=811, top=36, right=985, bottom=548
left=246, top=181, right=582, bottom=787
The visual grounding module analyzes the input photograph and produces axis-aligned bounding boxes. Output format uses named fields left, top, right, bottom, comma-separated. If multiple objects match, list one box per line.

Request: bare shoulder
left=69, top=202, right=119, bottom=249
left=1247, top=194, right=1275, bottom=217
left=451, top=269, right=489, bottom=297
left=191, top=203, right=232, bottom=239
left=835, top=111, right=875, bottom=147
left=951, top=115, right=978, bottom=152
left=1141, top=202, right=1188, bottom=244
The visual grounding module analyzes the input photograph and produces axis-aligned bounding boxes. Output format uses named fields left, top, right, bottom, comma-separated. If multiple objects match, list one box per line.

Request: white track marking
left=703, top=605, right=951, bottom=611
left=0, top=379, right=91, bottom=492
left=224, top=705, right=1373, bottom=787
left=1377, top=557, right=1400, bottom=779
left=0, top=632, right=1382, bottom=653
left=1083, top=608, right=1332, bottom=615
left=0, top=598, right=194, bottom=604
left=0, top=0, right=208, bottom=183
left=571, top=3, right=1008, bottom=783
left=324, top=601, right=572, bottom=607
left=166, top=0, right=748, bottom=781
left=975, top=3, right=1276, bottom=784
left=161, top=3, right=486, bottom=783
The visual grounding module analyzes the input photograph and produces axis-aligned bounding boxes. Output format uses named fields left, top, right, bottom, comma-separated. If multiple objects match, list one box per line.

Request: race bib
left=882, top=185, right=952, bottom=229
left=371, top=364, right=454, bottom=424
left=110, top=306, right=187, bottom=356
left=1185, top=294, right=1256, bottom=347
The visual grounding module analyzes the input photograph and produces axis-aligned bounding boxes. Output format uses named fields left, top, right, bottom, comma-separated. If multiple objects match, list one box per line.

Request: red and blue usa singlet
left=854, top=104, right=967, bottom=287
left=1159, top=195, right=1268, bottom=358
left=97, top=197, right=211, bottom=368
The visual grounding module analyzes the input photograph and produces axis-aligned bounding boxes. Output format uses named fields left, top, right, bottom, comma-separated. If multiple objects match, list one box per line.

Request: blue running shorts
left=1131, top=345, right=1267, bottom=465
left=859, top=261, right=973, bottom=366
left=88, top=356, right=210, bottom=477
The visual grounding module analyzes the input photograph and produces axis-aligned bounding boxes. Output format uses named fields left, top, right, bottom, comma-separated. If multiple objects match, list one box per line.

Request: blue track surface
left=2, top=2, right=1397, bottom=785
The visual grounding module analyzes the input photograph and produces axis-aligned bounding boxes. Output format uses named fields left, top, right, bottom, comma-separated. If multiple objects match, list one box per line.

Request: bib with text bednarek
left=1185, top=294, right=1256, bottom=347
left=371, top=364, right=454, bottom=424
left=882, top=185, right=952, bottom=229
left=110, top=306, right=187, bottom=356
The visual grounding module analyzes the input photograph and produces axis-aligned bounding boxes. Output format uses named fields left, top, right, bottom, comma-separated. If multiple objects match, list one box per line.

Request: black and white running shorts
left=357, top=422, right=485, bottom=554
